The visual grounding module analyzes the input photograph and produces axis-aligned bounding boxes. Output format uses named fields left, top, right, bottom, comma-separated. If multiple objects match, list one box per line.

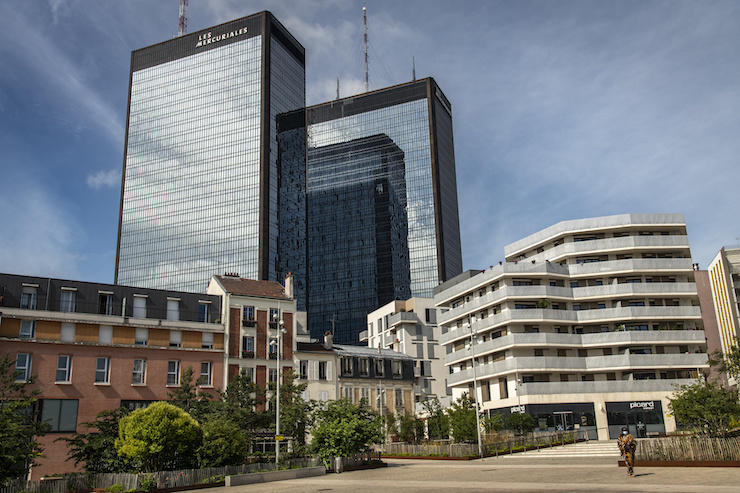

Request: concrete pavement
left=196, top=456, right=740, bottom=493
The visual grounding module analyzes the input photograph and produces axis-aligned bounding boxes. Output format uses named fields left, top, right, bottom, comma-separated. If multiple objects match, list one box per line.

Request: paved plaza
left=198, top=456, right=740, bottom=493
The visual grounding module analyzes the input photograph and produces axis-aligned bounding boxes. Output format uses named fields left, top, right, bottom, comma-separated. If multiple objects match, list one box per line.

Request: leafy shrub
left=137, top=474, right=156, bottom=492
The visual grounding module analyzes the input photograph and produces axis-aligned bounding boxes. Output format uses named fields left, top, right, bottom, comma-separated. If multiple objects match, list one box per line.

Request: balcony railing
left=243, top=319, right=257, bottom=327
left=440, top=305, right=702, bottom=345
left=242, top=350, right=255, bottom=359
left=447, top=353, right=709, bottom=386
left=444, top=330, right=707, bottom=365
left=517, top=378, right=699, bottom=396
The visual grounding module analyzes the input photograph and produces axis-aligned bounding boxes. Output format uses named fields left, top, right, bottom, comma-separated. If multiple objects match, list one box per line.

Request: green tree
left=310, top=398, right=380, bottom=465
left=384, top=412, right=397, bottom=440
left=0, top=353, right=49, bottom=482
left=217, top=368, right=268, bottom=435
left=274, top=373, right=313, bottom=445
left=708, top=345, right=740, bottom=381
left=398, top=413, right=424, bottom=443
left=167, top=366, right=213, bottom=422
left=115, top=401, right=202, bottom=472
left=422, top=398, right=449, bottom=440
left=506, top=412, right=536, bottom=434
left=484, top=412, right=504, bottom=433
left=668, top=381, right=740, bottom=437
left=447, top=393, right=478, bottom=443
left=59, top=407, right=131, bottom=473
left=198, top=417, right=248, bottom=467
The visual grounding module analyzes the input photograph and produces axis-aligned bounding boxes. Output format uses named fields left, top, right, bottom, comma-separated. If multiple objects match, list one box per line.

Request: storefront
left=605, top=400, right=665, bottom=439
left=487, top=402, right=598, bottom=440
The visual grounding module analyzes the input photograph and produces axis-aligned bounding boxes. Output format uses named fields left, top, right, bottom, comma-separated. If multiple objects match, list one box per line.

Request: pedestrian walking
left=618, top=426, right=637, bottom=477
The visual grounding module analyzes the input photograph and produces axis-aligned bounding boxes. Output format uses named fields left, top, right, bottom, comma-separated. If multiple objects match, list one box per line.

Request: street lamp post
left=465, top=321, right=484, bottom=458
left=274, top=314, right=285, bottom=465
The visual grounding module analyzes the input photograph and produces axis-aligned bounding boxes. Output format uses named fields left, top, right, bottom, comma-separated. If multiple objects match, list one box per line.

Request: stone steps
left=499, top=440, right=621, bottom=458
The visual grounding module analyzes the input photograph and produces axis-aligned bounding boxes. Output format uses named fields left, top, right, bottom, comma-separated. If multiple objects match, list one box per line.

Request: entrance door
left=553, top=411, right=573, bottom=431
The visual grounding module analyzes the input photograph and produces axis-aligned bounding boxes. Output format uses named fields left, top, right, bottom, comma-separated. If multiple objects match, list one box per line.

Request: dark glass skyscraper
left=281, top=78, right=462, bottom=344
left=115, top=12, right=305, bottom=293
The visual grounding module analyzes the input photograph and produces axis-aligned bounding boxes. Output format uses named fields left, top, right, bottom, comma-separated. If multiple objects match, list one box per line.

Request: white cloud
left=87, top=169, right=120, bottom=189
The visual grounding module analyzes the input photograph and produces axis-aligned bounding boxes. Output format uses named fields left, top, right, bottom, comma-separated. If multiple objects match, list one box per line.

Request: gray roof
left=333, top=344, right=413, bottom=360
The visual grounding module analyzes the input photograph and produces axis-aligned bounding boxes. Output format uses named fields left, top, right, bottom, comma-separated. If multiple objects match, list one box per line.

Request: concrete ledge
left=225, top=466, right=326, bottom=487
left=619, top=460, right=740, bottom=468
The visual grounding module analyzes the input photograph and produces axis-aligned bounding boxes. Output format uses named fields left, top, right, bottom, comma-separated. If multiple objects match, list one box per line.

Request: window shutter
left=327, top=360, right=333, bottom=380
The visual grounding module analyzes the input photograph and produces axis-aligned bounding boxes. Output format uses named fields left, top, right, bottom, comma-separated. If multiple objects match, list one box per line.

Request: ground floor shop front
left=486, top=397, right=670, bottom=440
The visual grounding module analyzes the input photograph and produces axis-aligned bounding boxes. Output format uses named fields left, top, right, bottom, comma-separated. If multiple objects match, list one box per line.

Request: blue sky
left=0, top=0, right=738, bottom=285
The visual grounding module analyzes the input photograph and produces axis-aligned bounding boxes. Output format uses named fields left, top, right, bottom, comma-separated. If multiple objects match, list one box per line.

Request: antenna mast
left=178, top=0, right=188, bottom=37
left=363, top=5, right=369, bottom=92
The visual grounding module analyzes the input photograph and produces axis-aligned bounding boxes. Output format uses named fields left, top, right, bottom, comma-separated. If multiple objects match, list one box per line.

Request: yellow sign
left=275, top=435, right=284, bottom=441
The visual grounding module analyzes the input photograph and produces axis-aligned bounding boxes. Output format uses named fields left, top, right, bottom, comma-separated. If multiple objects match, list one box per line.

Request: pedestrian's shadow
left=632, top=473, right=654, bottom=478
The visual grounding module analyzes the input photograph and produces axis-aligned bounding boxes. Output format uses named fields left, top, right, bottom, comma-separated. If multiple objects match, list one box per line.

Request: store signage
left=629, top=401, right=655, bottom=410
left=196, top=27, right=248, bottom=48
left=510, top=405, right=525, bottom=414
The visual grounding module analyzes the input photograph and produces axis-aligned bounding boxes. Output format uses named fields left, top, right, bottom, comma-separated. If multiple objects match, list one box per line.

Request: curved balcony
left=567, top=258, right=694, bottom=277
left=440, top=305, right=701, bottom=346
left=447, top=353, right=708, bottom=386
left=527, top=236, right=690, bottom=263
left=444, top=330, right=707, bottom=365
left=517, top=378, right=699, bottom=396
left=571, top=282, right=697, bottom=300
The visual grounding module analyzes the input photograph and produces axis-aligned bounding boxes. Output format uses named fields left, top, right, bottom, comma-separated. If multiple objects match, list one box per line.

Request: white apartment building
left=363, top=298, right=449, bottom=409
left=708, top=247, right=740, bottom=387
left=435, top=213, right=708, bottom=440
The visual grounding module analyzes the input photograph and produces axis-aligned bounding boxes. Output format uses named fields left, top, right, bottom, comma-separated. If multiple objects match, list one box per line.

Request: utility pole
left=363, top=5, right=369, bottom=92
left=467, top=321, right=483, bottom=458
left=178, top=0, right=188, bottom=37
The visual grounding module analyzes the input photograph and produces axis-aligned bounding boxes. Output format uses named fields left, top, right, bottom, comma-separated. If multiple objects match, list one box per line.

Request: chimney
left=285, top=272, right=294, bottom=299
left=323, top=331, right=333, bottom=350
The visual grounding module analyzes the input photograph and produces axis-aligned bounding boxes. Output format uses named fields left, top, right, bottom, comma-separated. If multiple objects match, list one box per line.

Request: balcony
left=241, top=350, right=255, bottom=359
left=440, top=305, right=702, bottom=346
left=445, top=330, right=707, bottom=365
left=447, top=353, right=709, bottom=386
left=528, top=236, right=691, bottom=263
left=359, top=330, right=369, bottom=342
left=242, top=319, right=257, bottom=328
left=389, top=312, right=419, bottom=328
left=517, top=378, right=699, bottom=396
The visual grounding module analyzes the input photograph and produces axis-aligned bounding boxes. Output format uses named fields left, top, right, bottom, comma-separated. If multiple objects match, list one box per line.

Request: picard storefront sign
left=606, top=400, right=664, bottom=439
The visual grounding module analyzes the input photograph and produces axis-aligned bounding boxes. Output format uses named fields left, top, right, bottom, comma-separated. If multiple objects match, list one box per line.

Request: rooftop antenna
left=364, top=5, right=369, bottom=92
left=412, top=56, right=416, bottom=81
left=178, top=0, right=188, bottom=37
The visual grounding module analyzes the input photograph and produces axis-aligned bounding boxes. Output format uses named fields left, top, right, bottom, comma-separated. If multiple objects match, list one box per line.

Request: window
left=301, top=389, right=310, bottom=402
left=242, top=336, right=254, bottom=358
left=202, top=332, right=214, bottom=349
left=169, top=330, right=182, bottom=348
left=341, top=357, right=353, bottom=376
left=95, top=357, right=111, bottom=384
left=21, top=285, right=38, bottom=309
left=19, top=320, right=36, bottom=339
left=299, top=360, right=308, bottom=379
left=359, top=358, right=369, bottom=376
left=133, top=295, right=147, bottom=318
left=135, top=328, right=148, bottom=346
left=269, top=308, right=279, bottom=321
left=56, top=355, right=72, bottom=383
left=98, top=293, right=113, bottom=315
left=361, top=387, right=370, bottom=403
left=243, top=306, right=255, bottom=321
left=99, top=325, right=113, bottom=344
left=392, top=360, right=402, bottom=378
left=269, top=337, right=278, bottom=357
left=318, top=361, right=328, bottom=381
left=425, top=308, right=437, bottom=324
left=244, top=367, right=254, bottom=382
left=132, top=359, right=146, bottom=385
left=269, top=368, right=277, bottom=383
left=318, top=390, right=328, bottom=402
left=60, top=289, right=76, bottom=313
left=200, top=362, right=212, bottom=386
left=343, top=386, right=353, bottom=402
left=166, top=299, right=180, bottom=321
left=167, top=361, right=180, bottom=386
left=15, top=353, right=31, bottom=382
left=61, top=323, right=75, bottom=342
left=198, top=302, right=211, bottom=323
left=375, top=358, right=385, bottom=377
left=395, top=388, right=403, bottom=408
left=40, top=399, right=78, bottom=432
